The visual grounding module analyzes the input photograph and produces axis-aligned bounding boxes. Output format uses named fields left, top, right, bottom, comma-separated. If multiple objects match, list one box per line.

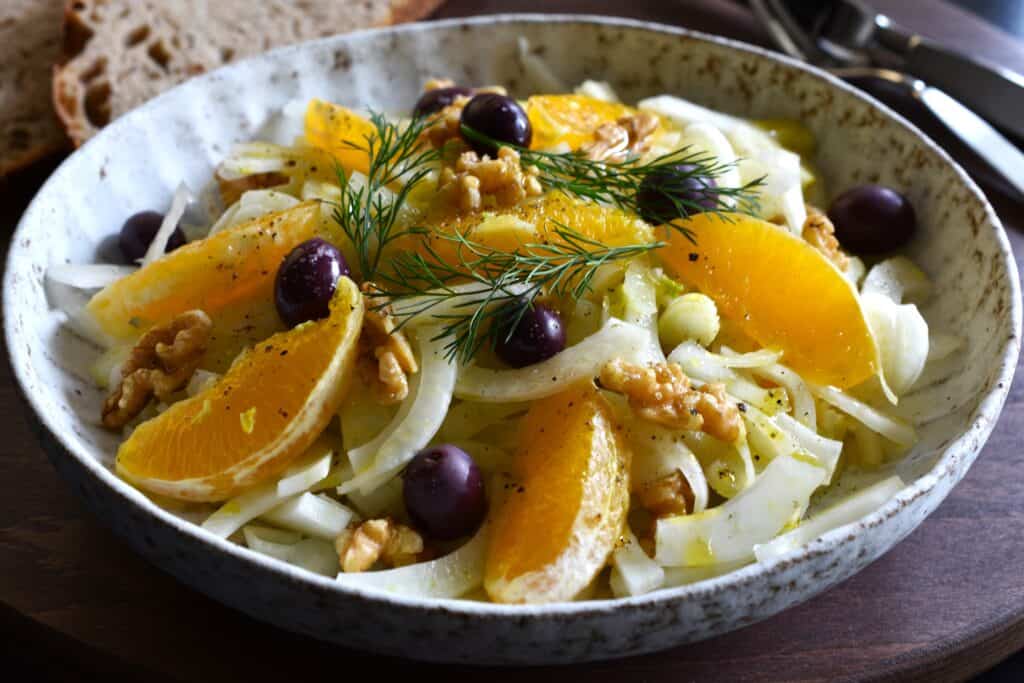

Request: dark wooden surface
left=2, top=1, right=1023, bottom=681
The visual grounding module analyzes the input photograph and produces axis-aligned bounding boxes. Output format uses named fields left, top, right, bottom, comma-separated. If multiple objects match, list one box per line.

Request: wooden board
left=2, top=1, right=1023, bottom=680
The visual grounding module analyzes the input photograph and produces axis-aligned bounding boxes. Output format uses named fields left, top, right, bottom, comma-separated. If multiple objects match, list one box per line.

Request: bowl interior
left=4, top=15, right=1019, bottom=606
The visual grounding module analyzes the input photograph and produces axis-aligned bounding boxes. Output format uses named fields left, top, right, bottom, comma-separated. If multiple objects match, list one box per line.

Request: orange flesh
left=486, top=382, right=626, bottom=583
left=303, top=99, right=375, bottom=175
left=115, top=279, right=364, bottom=501
left=87, top=203, right=322, bottom=342
left=526, top=94, right=636, bottom=150
left=403, top=192, right=656, bottom=267
left=658, top=212, right=878, bottom=388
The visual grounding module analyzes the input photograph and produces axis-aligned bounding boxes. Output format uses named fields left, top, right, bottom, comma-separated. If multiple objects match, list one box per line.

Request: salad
left=46, top=65, right=962, bottom=605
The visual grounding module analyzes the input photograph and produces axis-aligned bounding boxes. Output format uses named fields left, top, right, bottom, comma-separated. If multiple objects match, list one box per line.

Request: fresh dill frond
left=331, top=113, right=439, bottom=279
left=460, top=123, right=766, bottom=243
left=373, top=223, right=664, bottom=364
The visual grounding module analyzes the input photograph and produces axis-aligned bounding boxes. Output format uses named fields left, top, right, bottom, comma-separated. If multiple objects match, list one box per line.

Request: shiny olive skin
left=274, top=238, right=350, bottom=328
left=635, top=164, right=719, bottom=225
left=403, top=444, right=486, bottom=540
left=827, top=184, right=917, bottom=254
left=459, top=93, right=532, bottom=156
left=495, top=302, right=566, bottom=368
left=118, top=211, right=185, bottom=263
left=413, top=86, right=474, bottom=118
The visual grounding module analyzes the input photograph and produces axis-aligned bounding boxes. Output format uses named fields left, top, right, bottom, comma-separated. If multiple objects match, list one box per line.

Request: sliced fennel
left=861, top=292, right=929, bottom=397
left=684, top=430, right=756, bottom=499
left=861, top=256, right=932, bottom=305
left=574, top=79, right=621, bottom=102
left=201, top=452, right=331, bottom=538
left=774, top=412, right=842, bottom=481
left=625, top=419, right=709, bottom=513
left=741, top=404, right=801, bottom=470
left=656, top=451, right=826, bottom=567
left=662, top=560, right=749, bottom=586
left=658, top=293, right=721, bottom=349
left=339, top=387, right=399, bottom=457
left=637, top=95, right=744, bottom=134
left=243, top=525, right=338, bottom=576
left=263, top=492, right=355, bottom=540
left=46, top=264, right=135, bottom=289
left=669, top=341, right=790, bottom=415
left=342, top=329, right=456, bottom=494
left=343, top=476, right=404, bottom=518
left=679, top=122, right=741, bottom=196
left=455, top=319, right=653, bottom=402
left=277, top=447, right=332, bottom=497
left=208, top=189, right=298, bottom=235
left=810, top=383, right=916, bottom=447
left=335, top=524, right=488, bottom=598
left=610, top=528, right=665, bottom=597
left=437, top=400, right=530, bottom=442
left=142, top=183, right=192, bottom=266
left=754, top=476, right=905, bottom=562
left=729, top=354, right=816, bottom=429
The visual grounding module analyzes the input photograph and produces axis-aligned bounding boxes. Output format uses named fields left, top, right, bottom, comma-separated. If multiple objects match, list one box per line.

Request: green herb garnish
left=332, top=113, right=439, bottom=280
left=331, top=111, right=765, bottom=364
left=376, top=224, right=663, bottom=364
left=460, top=123, right=766, bottom=243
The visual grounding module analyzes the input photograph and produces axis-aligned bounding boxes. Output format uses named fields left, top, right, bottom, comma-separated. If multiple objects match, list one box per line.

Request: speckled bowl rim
left=5, top=14, right=1020, bottom=620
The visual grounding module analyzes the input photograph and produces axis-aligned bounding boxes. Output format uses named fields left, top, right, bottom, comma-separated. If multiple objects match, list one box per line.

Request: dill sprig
left=331, top=113, right=439, bottom=279
left=460, top=123, right=766, bottom=243
left=374, top=224, right=664, bottom=364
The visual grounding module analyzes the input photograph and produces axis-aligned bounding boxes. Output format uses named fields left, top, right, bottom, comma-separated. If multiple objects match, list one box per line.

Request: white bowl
left=4, top=15, right=1019, bottom=664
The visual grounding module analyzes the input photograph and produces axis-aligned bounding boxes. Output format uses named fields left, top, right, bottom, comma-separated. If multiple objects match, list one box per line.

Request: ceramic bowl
left=4, top=15, right=1020, bottom=665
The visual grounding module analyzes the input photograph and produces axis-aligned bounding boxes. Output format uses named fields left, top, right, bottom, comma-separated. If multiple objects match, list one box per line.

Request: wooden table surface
left=2, top=1, right=1024, bottom=681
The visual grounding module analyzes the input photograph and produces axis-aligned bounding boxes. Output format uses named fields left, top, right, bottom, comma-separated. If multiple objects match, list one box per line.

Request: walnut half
left=803, top=205, right=850, bottom=270
left=102, top=310, right=213, bottom=429
left=599, top=358, right=742, bottom=442
left=335, top=518, right=424, bottom=573
left=580, top=112, right=659, bottom=162
left=439, top=147, right=543, bottom=212
left=359, top=283, right=418, bottom=405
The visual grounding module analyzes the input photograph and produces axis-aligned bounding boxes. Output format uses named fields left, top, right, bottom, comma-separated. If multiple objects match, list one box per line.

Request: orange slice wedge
left=525, top=94, right=635, bottom=151
left=115, top=277, right=364, bottom=502
left=484, top=382, right=631, bottom=603
left=658, top=212, right=878, bottom=388
left=408, top=192, right=655, bottom=265
left=87, top=203, right=326, bottom=369
left=303, top=99, right=375, bottom=176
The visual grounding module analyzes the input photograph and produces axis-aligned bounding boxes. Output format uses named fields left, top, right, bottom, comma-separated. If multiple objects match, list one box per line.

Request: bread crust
left=52, top=0, right=446, bottom=147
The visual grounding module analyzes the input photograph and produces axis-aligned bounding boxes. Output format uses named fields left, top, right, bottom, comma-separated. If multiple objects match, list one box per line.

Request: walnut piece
left=599, top=358, right=742, bottom=442
left=439, top=147, right=543, bottom=212
left=580, top=112, right=659, bottom=162
left=102, top=310, right=213, bottom=429
left=335, top=518, right=424, bottom=573
left=803, top=205, right=850, bottom=270
left=637, top=470, right=695, bottom=518
left=421, top=94, right=472, bottom=151
left=359, top=283, right=418, bottom=405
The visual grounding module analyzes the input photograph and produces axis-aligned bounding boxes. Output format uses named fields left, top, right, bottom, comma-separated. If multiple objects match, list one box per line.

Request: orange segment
left=659, top=212, right=878, bottom=388
left=303, top=99, right=375, bottom=175
left=484, top=382, right=630, bottom=603
left=116, top=278, right=364, bottom=502
left=526, top=94, right=635, bottom=150
left=405, top=192, right=655, bottom=266
left=87, top=203, right=323, bottom=344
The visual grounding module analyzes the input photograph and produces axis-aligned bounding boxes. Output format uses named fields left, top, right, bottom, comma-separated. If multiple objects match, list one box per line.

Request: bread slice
left=54, top=0, right=444, bottom=146
left=0, top=1, right=69, bottom=176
